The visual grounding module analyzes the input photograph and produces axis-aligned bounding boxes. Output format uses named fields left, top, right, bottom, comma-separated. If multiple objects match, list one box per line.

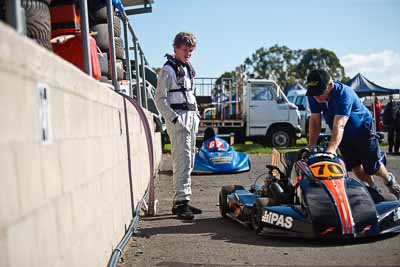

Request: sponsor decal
left=261, top=211, right=293, bottom=229
left=309, top=153, right=334, bottom=159
left=208, top=140, right=225, bottom=150
left=394, top=208, right=400, bottom=222
left=307, top=81, right=319, bottom=87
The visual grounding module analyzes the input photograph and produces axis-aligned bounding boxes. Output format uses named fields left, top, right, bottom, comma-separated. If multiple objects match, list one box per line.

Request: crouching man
left=306, top=69, right=400, bottom=199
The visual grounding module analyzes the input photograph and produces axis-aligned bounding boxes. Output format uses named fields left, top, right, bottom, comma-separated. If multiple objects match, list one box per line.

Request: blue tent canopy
left=345, top=73, right=400, bottom=97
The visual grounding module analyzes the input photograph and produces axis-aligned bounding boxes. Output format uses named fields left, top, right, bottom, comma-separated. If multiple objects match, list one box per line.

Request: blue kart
left=219, top=148, right=400, bottom=239
left=193, top=128, right=250, bottom=174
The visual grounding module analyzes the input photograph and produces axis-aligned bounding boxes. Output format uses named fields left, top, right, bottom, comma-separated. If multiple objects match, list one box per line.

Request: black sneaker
left=386, top=173, right=400, bottom=199
left=175, top=201, right=194, bottom=220
left=172, top=202, right=202, bottom=215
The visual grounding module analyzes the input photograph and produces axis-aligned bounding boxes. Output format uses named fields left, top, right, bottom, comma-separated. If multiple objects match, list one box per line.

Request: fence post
left=79, top=0, right=92, bottom=76
left=106, top=0, right=119, bottom=90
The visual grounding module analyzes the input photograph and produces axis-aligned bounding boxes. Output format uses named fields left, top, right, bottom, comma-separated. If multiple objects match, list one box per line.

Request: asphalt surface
left=119, top=153, right=400, bottom=267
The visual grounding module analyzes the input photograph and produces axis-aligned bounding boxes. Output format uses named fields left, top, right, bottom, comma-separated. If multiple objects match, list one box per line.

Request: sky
left=128, top=0, right=400, bottom=88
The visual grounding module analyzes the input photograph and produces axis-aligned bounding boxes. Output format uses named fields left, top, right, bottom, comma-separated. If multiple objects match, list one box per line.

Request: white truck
left=197, top=78, right=302, bottom=147
left=287, top=88, right=330, bottom=136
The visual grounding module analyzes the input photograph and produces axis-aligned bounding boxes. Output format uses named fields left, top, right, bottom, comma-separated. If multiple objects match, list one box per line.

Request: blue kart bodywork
left=193, top=137, right=250, bottom=174
left=228, top=183, right=400, bottom=238
left=219, top=149, right=400, bottom=239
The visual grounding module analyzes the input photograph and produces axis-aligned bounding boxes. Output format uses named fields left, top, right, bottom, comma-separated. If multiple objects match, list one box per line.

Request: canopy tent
left=345, top=73, right=400, bottom=133
left=345, top=73, right=400, bottom=97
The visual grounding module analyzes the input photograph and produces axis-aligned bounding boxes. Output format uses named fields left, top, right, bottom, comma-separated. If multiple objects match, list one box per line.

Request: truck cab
left=245, top=79, right=301, bottom=147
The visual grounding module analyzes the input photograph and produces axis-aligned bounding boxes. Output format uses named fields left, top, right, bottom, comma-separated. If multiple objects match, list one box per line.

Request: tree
left=215, top=45, right=347, bottom=94
left=243, top=44, right=301, bottom=89
left=296, top=48, right=345, bottom=82
left=213, top=71, right=236, bottom=97
left=153, top=67, right=161, bottom=74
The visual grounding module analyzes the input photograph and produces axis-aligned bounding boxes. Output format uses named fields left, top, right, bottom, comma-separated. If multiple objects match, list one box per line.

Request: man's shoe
left=187, top=204, right=202, bottom=214
left=175, top=201, right=194, bottom=220
left=386, top=173, right=400, bottom=199
left=172, top=202, right=202, bottom=215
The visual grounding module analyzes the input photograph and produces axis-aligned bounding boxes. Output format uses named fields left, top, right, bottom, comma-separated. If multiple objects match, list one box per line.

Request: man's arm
left=308, top=113, right=322, bottom=148
left=326, top=115, right=349, bottom=154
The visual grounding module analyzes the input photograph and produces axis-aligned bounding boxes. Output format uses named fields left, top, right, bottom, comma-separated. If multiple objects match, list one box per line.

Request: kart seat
left=281, top=151, right=298, bottom=178
left=203, top=127, right=216, bottom=143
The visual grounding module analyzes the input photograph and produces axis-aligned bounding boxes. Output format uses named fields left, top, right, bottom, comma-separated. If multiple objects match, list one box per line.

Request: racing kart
left=219, top=148, right=400, bottom=238
left=193, top=128, right=250, bottom=174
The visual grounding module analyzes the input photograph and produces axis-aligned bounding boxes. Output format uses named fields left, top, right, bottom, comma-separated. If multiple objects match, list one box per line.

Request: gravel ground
left=118, top=152, right=400, bottom=267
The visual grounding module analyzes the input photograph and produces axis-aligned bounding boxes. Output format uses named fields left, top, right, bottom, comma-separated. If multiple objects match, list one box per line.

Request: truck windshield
left=294, top=96, right=308, bottom=110
left=250, top=83, right=276, bottom=101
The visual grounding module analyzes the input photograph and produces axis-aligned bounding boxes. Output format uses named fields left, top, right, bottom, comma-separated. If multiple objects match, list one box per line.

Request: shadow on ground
left=138, top=214, right=398, bottom=248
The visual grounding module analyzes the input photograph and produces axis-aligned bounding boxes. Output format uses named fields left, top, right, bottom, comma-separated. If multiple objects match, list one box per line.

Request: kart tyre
left=219, top=185, right=244, bottom=217
left=251, top=197, right=272, bottom=233
left=21, top=0, right=52, bottom=51
left=114, top=37, right=125, bottom=59
left=367, top=186, right=397, bottom=203
left=381, top=193, right=398, bottom=201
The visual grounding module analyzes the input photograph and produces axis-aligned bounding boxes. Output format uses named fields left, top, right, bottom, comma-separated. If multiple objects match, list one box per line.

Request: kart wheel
left=381, top=193, right=398, bottom=201
left=219, top=185, right=244, bottom=217
left=251, top=197, right=272, bottom=233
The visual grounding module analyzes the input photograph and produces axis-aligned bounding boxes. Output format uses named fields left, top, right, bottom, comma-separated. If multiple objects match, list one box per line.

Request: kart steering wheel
left=265, top=164, right=285, bottom=178
left=297, top=147, right=311, bottom=161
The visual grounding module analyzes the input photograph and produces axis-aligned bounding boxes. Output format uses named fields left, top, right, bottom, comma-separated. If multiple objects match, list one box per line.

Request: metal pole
left=106, top=0, right=119, bottom=90
left=123, top=98, right=135, bottom=219
left=140, top=50, right=147, bottom=109
left=79, top=0, right=92, bottom=76
left=5, top=0, right=25, bottom=34
left=372, top=93, right=377, bottom=133
left=132, top=38, right=142, bottom=106
left=229, top=79, right=233, bottom=118
left=121, top=13, right=133, bottom=97
left=236, top=79, right=239, bottom=119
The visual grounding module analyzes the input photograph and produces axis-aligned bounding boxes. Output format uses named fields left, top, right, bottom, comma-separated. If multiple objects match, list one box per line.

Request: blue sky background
left=128, top=0, right=400, bottom=87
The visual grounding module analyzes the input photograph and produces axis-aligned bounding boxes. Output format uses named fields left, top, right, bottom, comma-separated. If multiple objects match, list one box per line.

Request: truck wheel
left=270, top=128, right=292, bottom=148
left=219, top=185, right=244, bottom=217
left=251, top=197, right=272, bottom=233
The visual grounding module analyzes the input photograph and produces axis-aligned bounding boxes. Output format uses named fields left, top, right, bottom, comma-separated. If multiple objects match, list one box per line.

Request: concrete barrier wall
left=0, top=22, right=162, bottom=267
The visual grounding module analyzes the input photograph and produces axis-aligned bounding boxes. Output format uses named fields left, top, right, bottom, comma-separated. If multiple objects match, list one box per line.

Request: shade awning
left=345, top=73, right=400, bottom=97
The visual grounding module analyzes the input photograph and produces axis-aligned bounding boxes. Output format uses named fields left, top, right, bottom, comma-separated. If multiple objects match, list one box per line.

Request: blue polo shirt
left=308, top=82, right=373, bottom=140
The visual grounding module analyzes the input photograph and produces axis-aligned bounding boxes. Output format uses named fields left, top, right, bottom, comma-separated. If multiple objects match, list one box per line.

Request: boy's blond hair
left=173, top=32, right=196, bottom=48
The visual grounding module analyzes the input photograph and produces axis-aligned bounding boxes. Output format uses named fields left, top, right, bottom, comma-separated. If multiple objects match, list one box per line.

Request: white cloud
left=341, top=50, right=400, bottom=88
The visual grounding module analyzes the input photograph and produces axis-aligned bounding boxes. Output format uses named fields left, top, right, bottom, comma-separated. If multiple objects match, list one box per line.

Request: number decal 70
left=309, top=161, right=344, bottom=178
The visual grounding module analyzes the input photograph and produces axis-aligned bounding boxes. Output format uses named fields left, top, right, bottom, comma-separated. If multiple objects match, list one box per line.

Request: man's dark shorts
left=339, top=134, right=382, bottom=175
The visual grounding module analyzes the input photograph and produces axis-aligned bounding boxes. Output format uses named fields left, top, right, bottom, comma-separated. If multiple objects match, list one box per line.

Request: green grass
left=163, top=143, right=172, bottom=153
left=234, top=138, right=308, bottom=154
left=163, top=137, right=388, bottom=154
left=163, top=138, right=308, bottom=154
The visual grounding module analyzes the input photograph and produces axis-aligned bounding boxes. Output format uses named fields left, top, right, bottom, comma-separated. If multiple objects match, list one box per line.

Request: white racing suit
left=155, top=59, right=199, bottom=202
